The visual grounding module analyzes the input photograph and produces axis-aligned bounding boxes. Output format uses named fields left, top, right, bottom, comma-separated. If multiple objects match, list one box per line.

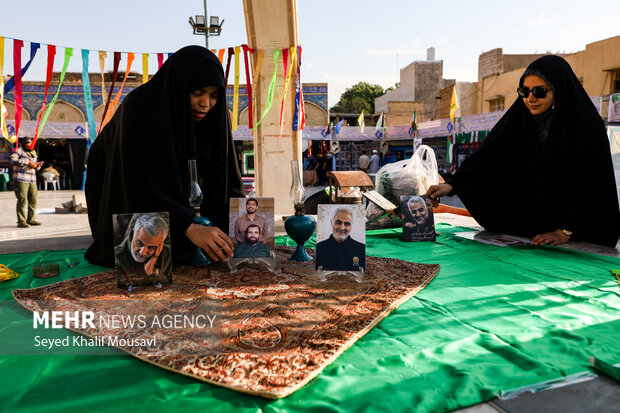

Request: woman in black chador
left=85, top=46, right=244, bottom=266
left=427, top=55, right=620, bottom=247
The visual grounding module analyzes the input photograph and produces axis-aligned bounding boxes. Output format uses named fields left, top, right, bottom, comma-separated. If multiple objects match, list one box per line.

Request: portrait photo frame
left=400, top=195, right=436, bottom=242
left=112, top=212, right=172, bottom=288
left=315, top=204, right=366, bottom=281
left=228, top=197, right=276, bottom=271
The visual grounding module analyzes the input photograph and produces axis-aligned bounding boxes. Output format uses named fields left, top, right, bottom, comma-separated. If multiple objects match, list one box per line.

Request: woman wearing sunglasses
left=427, top=55, right=619, bottom=247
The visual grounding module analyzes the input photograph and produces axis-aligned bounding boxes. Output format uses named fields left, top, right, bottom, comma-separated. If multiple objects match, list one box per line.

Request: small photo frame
left=401, top=195, right=436, bottom=242
left=229, top=197, right=275, bottom=259
left=113, top=212, right=172, bottom=288
left=316, top=204, right=366, bottom=271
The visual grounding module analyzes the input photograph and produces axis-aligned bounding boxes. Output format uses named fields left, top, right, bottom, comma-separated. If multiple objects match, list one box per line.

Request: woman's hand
left=531, top=230, right=571, bottom=246
left=426, top=184, right=453, bottom=207
left=185, top=224, right=234, bottom=261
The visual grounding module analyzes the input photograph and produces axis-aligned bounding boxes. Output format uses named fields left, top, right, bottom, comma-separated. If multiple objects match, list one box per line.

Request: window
left=489, top=97, right=504, bottom=112
left=612, top=69, right=620, bottom=94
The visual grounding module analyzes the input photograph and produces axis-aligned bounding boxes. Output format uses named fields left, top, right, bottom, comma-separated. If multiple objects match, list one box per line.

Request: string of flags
left=0, top=34, right=305, bottom=150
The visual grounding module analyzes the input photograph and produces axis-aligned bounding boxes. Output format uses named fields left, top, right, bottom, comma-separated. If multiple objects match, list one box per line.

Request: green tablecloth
left=1, top=224, right=618, bottom=412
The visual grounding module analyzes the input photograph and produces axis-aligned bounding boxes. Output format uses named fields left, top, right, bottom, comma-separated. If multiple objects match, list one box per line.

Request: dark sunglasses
left=517, top=86, right=552, bottom=99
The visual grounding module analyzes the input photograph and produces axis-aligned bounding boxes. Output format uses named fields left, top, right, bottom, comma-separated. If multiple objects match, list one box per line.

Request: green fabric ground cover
left=0, top=224, right=618, bottom=412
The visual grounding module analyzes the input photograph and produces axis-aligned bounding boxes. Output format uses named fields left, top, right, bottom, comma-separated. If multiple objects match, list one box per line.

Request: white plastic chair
left=42, top=172, right=59, bottom=191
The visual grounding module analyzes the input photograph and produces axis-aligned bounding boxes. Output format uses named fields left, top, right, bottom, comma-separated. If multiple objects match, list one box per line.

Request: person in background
left=427, top=55, right=619, bottom=247
left=368, top=150, right=380, bottom=174
left=10, top=136, right=43, bottom=228
left=42, top=162, right=60, bottom=178
left=358, top=150, right=370, bottom=172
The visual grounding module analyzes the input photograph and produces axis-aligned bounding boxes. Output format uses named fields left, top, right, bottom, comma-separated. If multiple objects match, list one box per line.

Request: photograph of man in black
left=114, top=213, right=172, bottom=287
left=401, top=195, right=435, bottom=241
left=316, top=207, right=365, bottom=271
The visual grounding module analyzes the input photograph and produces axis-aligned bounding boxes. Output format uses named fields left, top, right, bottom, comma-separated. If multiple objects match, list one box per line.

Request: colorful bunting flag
left=253, top=50, right=280, bottom=132
left=224, top=47, right=233, bottom=87
left=4, top=41, right=39, bottom=95
left=32, top=45, right=56, bottom=146
left=12, top=40, right=24, bottom=141
left=292, top=44, right=305, bottom=131
left=142, top=53, right=149, bottom=84
left=279, top=46, right=296, bottom=137
left=217, top=49, right=225, bottom=64
left=232, top=46, right=240, bottom=131
left=241, top=44, right=255, bottom=129
left=102, top=52, right=135, bottom=128
left=81, top=49, right=97, bottom=145
left=98, top=51, right=108, bottom=104
left=0, top=36, right=9, bottom=141
left=36, top=47, right=73, bottom=143
left=98, top=52, right=121, bottom=133
left=157, top=53, right=163, bottom=69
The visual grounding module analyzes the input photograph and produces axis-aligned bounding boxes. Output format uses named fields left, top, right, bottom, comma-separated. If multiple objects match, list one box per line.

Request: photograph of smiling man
left=229, top=197, right=274, bottom=259
left=316, top=205, right=365, bottom=271
left=113, top=212, right=172, bottom=287
left=401, top=195, right=436, bottom=242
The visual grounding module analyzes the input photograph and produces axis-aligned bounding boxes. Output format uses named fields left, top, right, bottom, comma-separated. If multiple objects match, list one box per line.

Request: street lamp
left=188, top=1, right=224, bottom=48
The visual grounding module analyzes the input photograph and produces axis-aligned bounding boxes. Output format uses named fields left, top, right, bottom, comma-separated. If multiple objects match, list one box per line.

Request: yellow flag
left=357, top=110, right=365, bottom=134
left=449, top=86, right=459, bottom=123
left=232, top=46, right=240, bottom=131
left=142, top=53, right=149, bottom=84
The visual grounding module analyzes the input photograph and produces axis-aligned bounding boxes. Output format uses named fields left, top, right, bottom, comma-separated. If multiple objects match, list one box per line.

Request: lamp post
left=188, top=0, right=224, bottom=49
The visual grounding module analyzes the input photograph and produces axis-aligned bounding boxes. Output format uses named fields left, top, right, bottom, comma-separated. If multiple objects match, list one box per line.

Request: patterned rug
left=13, top=246, right=439, bottom=398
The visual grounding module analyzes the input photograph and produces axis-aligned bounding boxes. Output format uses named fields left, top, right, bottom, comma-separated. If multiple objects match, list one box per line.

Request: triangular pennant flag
left=32, top=45, right=56, bottom=145
left=35, top=47, right=73, bottom=144
left=98, top=52, right=121, bottom=133
left=241, top=44, right=255, bottom=129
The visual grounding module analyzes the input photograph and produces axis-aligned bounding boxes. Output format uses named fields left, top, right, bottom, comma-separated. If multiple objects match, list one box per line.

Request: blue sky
left=2, top=0, right=620, bottom=107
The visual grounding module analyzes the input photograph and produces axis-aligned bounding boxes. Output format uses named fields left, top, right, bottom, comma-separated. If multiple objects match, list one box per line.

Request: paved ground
left=0, top=188, right=618, bottom=412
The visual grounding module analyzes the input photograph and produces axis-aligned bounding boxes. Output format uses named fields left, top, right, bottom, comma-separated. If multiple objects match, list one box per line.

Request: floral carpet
left=13, top=246, right=439, bottom=398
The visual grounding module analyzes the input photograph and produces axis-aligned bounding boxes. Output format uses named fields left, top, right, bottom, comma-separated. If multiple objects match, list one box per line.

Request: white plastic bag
left=375, top=145, right=438, bottom=204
